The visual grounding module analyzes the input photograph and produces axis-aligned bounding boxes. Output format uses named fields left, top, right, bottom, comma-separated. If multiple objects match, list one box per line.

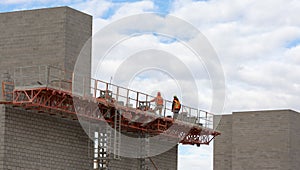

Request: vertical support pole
left=126, top=89, right=129, bottom=106
left=113, top=107, right=121, bottom=159
left=145, top=94, right=148, bottom=103
left=136, top=92, right=139, bottom=109
left=105, top=83, right=109, bottom=100
left=116, top=86, right=119, bottom=101
left=88, top=120, right=91, bottom=169
left=205, top=112, right=208, bottom=128
left=210, top=113, right=213, bottom=129
left=146, top=94, right=149, bottom=112
left=164, top=100, right=166, bottom=117
left=197, top=110, right=200, bottom=125
left=94, top=80, right=97, bottom=98
left=106, top=82, right=109, bottom=92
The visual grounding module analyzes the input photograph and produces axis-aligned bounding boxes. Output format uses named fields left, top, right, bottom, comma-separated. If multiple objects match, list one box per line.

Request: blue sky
left=1, top=0, right=300, bottom=170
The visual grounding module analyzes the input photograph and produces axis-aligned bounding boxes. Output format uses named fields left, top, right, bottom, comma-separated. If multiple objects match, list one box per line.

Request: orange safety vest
left=156, top=96, right=163, bottom=105
left=174, top=100, right=181, bottom=110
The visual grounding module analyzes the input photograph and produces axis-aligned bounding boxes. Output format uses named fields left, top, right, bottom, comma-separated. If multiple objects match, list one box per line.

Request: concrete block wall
left=0, top=105, right=6, bottom=169
left=0, top=105, right=178, bottom=170
left=109, top=145, right=177, bottom=170
left=0, top=7, right=92, bottom=100
left=1, top=105, right=93, bottom=169
left=232, top=110, right=290, bottom=170
left=289, top=110, right=300, bottom=170
left=0, top=8, right=93, bottom=168
left=87, top=122, right=178, bottom=170
left=65, top=8, right=92, bottom=75
left=214, top=115, right=232, bottom=170
left=214, top=110, right=300, bottom=170
left=149, top=145, right=178, bottom=170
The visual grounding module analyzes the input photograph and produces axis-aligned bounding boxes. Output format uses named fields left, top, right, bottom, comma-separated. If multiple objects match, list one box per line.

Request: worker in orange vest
left=172, top=96, right=181, bottom=119
left=150, top=92, right=164, bottom=116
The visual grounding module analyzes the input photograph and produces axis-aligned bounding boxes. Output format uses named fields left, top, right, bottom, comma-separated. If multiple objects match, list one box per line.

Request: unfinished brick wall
left=0, top=7, right=178, bottom=170
left=214, top=110, right=300, bottom=170
left=0, top=105, right=5, bottom=169
left=0, top=104, right=178, bottom=169
left=0, top=105, right=92, bottom=169
left=109, top=145, right=177, bottom=170
left=213, top=115, right=232, bottom=170
left=0, top=7, right=92, bottom=100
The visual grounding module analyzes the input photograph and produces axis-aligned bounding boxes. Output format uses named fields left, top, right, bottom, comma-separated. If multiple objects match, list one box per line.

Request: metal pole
left=136, top=92, right=139, bottom=108
left=126, top=89, right=129, bottom=106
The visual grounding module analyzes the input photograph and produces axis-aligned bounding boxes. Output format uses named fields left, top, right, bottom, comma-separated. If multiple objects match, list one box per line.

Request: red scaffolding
left=1, top=65, right=220, bottom=146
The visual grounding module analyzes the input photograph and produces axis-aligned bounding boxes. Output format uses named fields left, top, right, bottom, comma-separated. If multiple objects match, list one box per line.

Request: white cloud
left=179, top=144, right=213, bottom=170
left=73, top=0, right=112, bottom=18
left=90, top=33, right=213, bottom=109
left=170, top=0, right=300, bottom=114
left=72, top=0, right=155, bottom=34
left=111, top=0, right=154, bottom=19
left=285, top=45, right=300, bottom=64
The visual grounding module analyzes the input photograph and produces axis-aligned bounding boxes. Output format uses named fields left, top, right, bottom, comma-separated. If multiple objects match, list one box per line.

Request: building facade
left=214, top=110, right=300, bottom=170
left=0, top=7, right=178, bottom=170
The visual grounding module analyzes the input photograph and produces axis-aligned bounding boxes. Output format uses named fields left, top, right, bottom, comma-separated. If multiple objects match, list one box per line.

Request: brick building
left=0, top=7, right=178, bottom=169
left=214, top=110, right=300, bottom=170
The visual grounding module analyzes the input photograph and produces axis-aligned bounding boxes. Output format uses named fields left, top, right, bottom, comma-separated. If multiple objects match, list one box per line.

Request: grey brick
left=214, top=110, right=300, bottom=170
left=0, top=7, right=178, bottom=170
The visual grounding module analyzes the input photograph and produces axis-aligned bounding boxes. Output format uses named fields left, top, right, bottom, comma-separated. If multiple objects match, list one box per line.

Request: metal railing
left=82, top=78, right=214, bottom=129
left=8, top=65, right=214, bottom=129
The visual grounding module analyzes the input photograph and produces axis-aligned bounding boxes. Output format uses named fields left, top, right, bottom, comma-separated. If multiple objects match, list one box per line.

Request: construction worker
left=150, top=92, right=164, bottom=116
left=172, top=96, right=181, bottom=119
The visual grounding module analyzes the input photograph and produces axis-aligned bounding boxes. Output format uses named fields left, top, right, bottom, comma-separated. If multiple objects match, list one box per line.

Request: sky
left=1, top=0, right=300, bottom=170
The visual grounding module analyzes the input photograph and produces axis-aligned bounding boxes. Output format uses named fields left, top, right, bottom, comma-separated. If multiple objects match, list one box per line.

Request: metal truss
left=1, top=81, right=220, bottom=146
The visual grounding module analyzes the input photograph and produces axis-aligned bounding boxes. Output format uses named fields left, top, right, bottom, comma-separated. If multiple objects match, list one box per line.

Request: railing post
left=136, top=92, right=139, bottom=108
left=126, top=89, right=129, bottom=106
left=146, top=94, right=148, bottom=103
left=197, top=110, right=200, bottom=124
left=116, top=86, right=119, bottom=102
left=105, top=82, right=109, bottom=100
left=211, top=114, right=213, bottom=129
left=106, top=82, right=108, bottom=91
left=94, top=80, right=97, bottom=98
left=206, top=112, right=208, bottom=128
left=164, top=100, right=166, bottom=117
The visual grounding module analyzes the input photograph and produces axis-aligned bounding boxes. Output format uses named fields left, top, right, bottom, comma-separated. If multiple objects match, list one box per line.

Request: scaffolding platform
left=1, top=65, right=220, bottom=146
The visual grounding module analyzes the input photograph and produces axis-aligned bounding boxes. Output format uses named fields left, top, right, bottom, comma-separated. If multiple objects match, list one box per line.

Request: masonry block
left=214, top=110, right=300, bottom=170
